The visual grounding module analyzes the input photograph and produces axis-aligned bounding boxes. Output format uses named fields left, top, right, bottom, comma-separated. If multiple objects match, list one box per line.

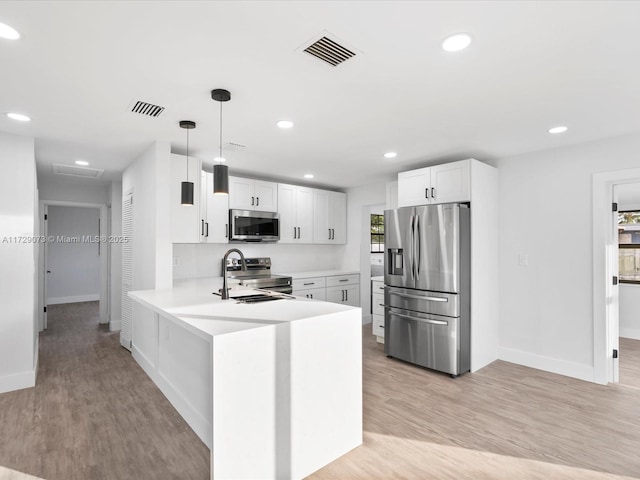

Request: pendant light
left=211, top=88, right=231, bottom=195
left=179, top=120, right=196, bottom=205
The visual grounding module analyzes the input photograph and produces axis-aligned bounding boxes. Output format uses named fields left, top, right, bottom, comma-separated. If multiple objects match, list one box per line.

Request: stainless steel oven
left=229, top=210, right=279, bottom=242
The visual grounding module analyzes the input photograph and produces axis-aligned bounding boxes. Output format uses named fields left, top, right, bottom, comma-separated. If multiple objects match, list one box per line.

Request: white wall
left=122, top=142, right=172, bottom=291
left=46, top=206, right=100, bottom=304
left=39, top=176, right=108, bottom=204
left=173, top=243, right=345, bottom=280
left=0, top=131, right=37, bottom=394
left=109, top=181, right=123, bottom=331
left=495, top=131, right=640, bottom=382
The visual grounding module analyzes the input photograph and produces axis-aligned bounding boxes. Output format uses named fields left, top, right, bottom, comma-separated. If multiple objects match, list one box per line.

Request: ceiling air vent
left=53, top=164, right=104, bottom=179
left=303, top=36, right=356, bottom=67
left=130, top=100, right=165, bottom=117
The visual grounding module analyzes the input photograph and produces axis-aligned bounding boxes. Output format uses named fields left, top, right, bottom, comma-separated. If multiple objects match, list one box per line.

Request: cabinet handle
left=297, top=227, right=300, bottom=238
left=379, top=286, right=385, bottom=290
left=431, top=187, right=435, bottom=199
left=293, top=227, right=297, bottom=239
left=328, top=228, right=331, bottom=240
left=256, top=197, right=260, bottom=207
left=425, top=188, right=429, bottom=199
left=339, top=279, right=349, bottom=282
left=346, top=289, right=348, bottom=302
left=205, top=222, right=209, bottom=237
left=225, top=224, right=228, bottom=238
left=341, top=290, right=345, bottom=301
left=201, top=219, right=204, bottom=236
left=310, top=293, right=313, bottom=299
left=251, top=196, right=255, bottom=206
left=332, top=228, right=335, bottom=240
left=304, top=282, right=315, bottom=286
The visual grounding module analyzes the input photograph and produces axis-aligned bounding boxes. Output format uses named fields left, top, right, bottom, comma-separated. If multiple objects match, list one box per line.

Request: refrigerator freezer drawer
left=384, top=307, right=469, bottom=375
left=384, top=286, right=459, bottom=318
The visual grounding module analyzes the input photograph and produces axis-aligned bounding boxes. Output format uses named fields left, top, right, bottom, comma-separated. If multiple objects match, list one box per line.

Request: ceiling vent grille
left=303, top=36, right=356, bottom=67
left=130, top=100, right=165, bottom=117
left=53, top=164, right=104, bottom=179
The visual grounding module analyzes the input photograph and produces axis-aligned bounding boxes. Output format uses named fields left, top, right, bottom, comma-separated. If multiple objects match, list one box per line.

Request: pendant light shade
left=211, top=88, right=231, bottom=195
left=179, top=120, right=196, bottom=206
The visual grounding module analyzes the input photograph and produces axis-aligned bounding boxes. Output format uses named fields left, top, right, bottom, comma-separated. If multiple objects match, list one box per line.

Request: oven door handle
left=387, top=291, right=448, bottom=302
left=383, top=307, right=449, bottom=326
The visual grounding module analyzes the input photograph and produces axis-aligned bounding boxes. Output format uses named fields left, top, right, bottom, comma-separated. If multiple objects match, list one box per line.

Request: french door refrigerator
left=384, top=203, right=470, bottom=376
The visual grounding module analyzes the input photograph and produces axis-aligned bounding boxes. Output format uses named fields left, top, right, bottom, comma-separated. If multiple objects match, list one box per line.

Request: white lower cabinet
left=371, top=279, right=385, bottom=343
left=292, top=273, right=360, bottom=307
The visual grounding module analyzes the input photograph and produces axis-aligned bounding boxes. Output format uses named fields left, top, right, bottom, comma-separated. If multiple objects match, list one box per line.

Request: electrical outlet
left=518, top=254, right=529, bottom=266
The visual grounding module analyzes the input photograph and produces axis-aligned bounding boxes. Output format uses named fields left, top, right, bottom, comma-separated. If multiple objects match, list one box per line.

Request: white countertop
left=129, top=276, right=358, bottom=339
left=371, top=276, right=384, bottom=282
left=276, top=269, right=360, bottom=279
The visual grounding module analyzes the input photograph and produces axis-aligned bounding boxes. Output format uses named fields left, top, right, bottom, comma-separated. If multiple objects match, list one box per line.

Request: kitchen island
left=129, top=277, right=362, bottom=480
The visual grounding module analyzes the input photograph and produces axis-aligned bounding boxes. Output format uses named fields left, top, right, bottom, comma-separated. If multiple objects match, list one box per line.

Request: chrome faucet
left=220, top=248, right=246, bottom=300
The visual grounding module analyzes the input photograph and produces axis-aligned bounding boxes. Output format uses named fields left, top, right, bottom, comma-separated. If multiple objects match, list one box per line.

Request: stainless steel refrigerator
left=384, top=203, right=470, bottom=376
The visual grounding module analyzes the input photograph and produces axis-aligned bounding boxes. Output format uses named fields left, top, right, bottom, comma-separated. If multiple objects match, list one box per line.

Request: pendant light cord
left=186, top=127, right=190, bottom=182
left=219, top=101, right=223, bottom=160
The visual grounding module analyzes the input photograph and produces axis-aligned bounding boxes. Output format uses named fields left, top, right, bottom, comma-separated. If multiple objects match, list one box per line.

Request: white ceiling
left=1, top=1, right=640, bottom=189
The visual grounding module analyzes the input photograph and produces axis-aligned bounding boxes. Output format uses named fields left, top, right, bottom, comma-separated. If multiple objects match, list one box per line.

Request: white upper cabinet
left=278, top=183, right=314, bottom=243
left=229, top=176, right=278, bottom=212
left=313, top=190, right=347, bottom=244
left=398, top=159, right=470, bottom=207
left=170, top=153, right=201, bottom=244
left=203, top=171, right=230, bottom=243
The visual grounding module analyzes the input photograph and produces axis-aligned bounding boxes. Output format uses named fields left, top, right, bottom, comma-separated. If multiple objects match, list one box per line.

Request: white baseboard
left=48, top=294, right=99, bottom=305
left=0, top=369, right=36, bottom=394
left=109, top=320, right=122, bottom=332
left=362, top=313, right=372, bottom=325
left=620, top=328, right=640, bottom=341
left=498, top=346, right=594, bottom=383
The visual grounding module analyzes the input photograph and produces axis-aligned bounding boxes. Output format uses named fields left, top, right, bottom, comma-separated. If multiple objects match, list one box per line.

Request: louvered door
left=121, top=192, right=133, bottom=350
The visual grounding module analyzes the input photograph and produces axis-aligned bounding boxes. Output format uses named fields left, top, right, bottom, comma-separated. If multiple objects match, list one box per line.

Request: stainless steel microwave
left=229, top=209, right=280, bottom=242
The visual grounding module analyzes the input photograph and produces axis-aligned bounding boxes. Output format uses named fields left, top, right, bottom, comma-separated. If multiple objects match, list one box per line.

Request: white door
left=313, top=189, right=331, bottom=244
left=610, top=187, right=621, bottom=383
left=121, top=192, right=134, bottom=351
left=254, top=180, right=278, bottom=211
left=278, top=183, right=297, bottom=243
left=296, top=186, right=314, bottom=243
left=398, top=167, right=430, bottom=207
left=330, top=191, right=347, bottom=244
left=430, top=160, right=470, bottom=204
left=206, top=171, right=230, bottom=243
left=229, top=176, right=255, bottom=210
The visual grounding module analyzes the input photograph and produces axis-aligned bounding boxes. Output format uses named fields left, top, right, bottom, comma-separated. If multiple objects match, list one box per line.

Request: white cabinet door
left=170, top=154, right=201, bottom=243
left=205, top=171, right=230, bottom=243
left=372, top=314, right=385, bottom=338
left=296, top=186, right=314, bottom=243
left=326, top=284, right=360, bottom=307
left=430, top=160, right=470, bottom=204
left=330, top=191, right=347, bottom=244
left=254, top=180, right=278, bottom=211
left=278, top=183, right=296, bottom=242
left=229, top=176, right=255, bottom=210
left=398, top=167, right=430, bottom=207
left=293, top=288, right=327, bottom=301
left=313, top=189, right=331, bottom=244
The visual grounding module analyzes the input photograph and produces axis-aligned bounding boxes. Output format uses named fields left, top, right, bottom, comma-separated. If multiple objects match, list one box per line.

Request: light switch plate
left=518, top=254, right=529, bottom=266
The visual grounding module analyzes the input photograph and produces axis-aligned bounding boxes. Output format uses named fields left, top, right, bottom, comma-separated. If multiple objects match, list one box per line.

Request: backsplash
left=172, top=243, right=347, bottom=280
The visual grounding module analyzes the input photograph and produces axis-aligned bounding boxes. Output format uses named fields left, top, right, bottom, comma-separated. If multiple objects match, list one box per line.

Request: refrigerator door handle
left=385, top=308, right=449, bottom=326
left=415, top=215, right=421, bottom=280
left=388, top=291, right=448, bottom=302
left=410, top=214, right=415, bottom=280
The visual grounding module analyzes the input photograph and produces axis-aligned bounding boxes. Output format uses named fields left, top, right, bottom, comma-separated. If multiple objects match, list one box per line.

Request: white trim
left=109, top=319, right=122, bottom=332
left=47, top=294, right=100, bottom=305
left=0, top=369, right=36, bottom=394
left=620, top=329, right=640, bottom=341
left=498, top=347, right=594, bottom=383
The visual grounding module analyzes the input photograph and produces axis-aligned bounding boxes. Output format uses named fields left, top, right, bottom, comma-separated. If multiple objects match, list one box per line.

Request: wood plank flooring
left=1, top=303, right=640, bottom=479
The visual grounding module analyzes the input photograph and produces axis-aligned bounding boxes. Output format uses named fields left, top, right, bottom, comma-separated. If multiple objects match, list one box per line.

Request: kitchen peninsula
left=129, top=277, right=362, bottom=480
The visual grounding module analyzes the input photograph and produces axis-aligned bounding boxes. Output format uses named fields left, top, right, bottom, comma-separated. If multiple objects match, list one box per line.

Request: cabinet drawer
left=326, top=274, right=359, bottom=287
left=372, top=293, right=384, bottom=316
left=371, top=281, right=385, bottom=293
left=293, top=287, right=326, bottom=301
left=293, top=277, right=326, bottom=290
left=372, top=314, right=385, bottom=337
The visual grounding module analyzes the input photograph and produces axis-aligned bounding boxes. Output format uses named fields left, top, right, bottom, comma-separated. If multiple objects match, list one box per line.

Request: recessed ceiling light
left=304, top=174, right=314, bottom=179
left=548, top=126, right=568, bottom=134
left=384, top=152, right=397, bottom=159
left=277, top=120, right=294, bottom=129
left=75, top=160, right=89, bottom=166
left=214, top=157, right=226, bottom=163
left=6, top=112, right=30, bottom=122
left=0, top=22, right=20, bottom=40
left=442, top=33, right=472, bottom=52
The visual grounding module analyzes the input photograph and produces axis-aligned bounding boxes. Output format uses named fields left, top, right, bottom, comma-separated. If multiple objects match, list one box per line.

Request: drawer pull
left=304, top=282, right=315, bottom=286
left=339, top=279, right=349, bottom=282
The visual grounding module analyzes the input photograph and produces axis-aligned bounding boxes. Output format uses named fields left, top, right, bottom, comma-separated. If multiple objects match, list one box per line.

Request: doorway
left=593, top=168, right=640, bottom=384
left=39, top=201, right=109, bottom=330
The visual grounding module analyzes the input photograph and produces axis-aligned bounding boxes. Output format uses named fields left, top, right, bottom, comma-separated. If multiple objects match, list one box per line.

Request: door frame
left=592, top=167, right=640, bottom=384
left=39, top=200, right=109, bottom=327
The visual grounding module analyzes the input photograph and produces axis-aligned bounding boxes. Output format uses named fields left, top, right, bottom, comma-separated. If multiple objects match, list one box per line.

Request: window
left=618, top=210, right=640, bottom=284
left=371, top=214, right=384, bottom=253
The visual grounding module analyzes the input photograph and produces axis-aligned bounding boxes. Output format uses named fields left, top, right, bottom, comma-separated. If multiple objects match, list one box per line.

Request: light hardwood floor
left=1, top=303, right=639, bottom=480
